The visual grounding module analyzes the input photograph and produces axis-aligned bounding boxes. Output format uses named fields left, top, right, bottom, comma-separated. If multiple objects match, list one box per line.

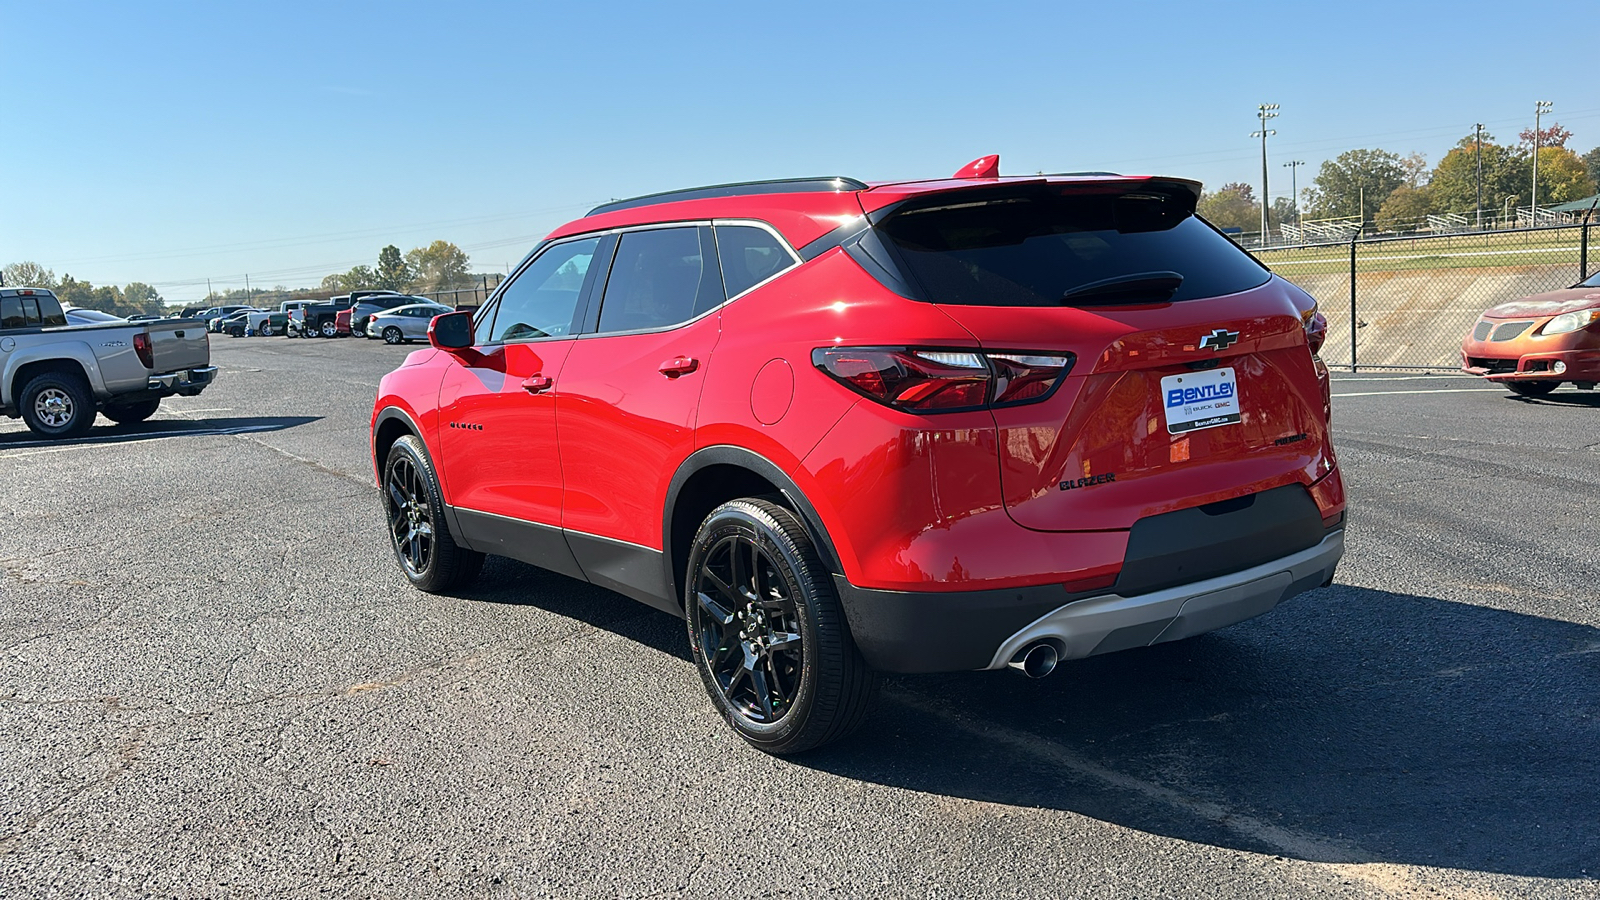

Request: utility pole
left=1252, top=104, right=1279, bottom=245
left=1283, top=160, right=1305, bottom=233
left=1532, top=100, right=1552, bottom=224
left=245, top=273, right=251, bottom=303
left=1474, top=124, right=1485, bottom=229
left=207, top=278, right=213, bottom=302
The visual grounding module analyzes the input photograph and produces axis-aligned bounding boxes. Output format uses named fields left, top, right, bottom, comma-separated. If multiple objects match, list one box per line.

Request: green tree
left=1428, top=132, right=1528, bottom=218
left=2, top=261, right=57, bottom=289
left=1270, top=196, right=1299, bottom=227
left=375, top=244, right=412, bottom=292
left=1583, top=147, right=1600, bottom=192
left=121, top=282, right=164, bottom=316
left=1196, top=182, right=1260, bottom=231
left=1303, top=149, right=1407, bottom=226
left=1374, top=185, right=1434, bottom=233
left=405, top=240, right=473, bottom=291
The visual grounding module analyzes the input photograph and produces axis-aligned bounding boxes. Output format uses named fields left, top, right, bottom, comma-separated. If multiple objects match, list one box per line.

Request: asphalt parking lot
left=2, top=337, right=1597, bottom=899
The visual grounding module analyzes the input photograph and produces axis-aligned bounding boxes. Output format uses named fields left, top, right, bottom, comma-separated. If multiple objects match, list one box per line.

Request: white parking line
left=1332, top=388, right=1505, bottom=398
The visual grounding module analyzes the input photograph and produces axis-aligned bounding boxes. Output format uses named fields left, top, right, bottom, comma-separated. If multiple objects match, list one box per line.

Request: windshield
left=878, top=186, right=1271, bottom=306
left=1579, top=271, right=1600, bottom=288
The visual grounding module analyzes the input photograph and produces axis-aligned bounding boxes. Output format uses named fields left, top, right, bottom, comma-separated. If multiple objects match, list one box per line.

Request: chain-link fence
left=1252, top=223, right=1597, bottom=370
left=414, top=274, right=504, bottom=310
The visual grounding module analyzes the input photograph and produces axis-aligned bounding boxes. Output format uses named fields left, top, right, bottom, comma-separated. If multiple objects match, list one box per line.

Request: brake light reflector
left=813, top=347, right=1073, bottom=412
left=132, top=332, right=154, bottom=369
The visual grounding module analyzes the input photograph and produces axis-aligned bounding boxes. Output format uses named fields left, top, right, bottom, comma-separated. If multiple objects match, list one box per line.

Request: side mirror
left=429, top=310, right=474, bottom=350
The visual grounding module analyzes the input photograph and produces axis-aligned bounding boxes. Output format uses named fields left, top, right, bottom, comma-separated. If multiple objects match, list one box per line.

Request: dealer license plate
left=1161, top=367, right=1241, bottom=434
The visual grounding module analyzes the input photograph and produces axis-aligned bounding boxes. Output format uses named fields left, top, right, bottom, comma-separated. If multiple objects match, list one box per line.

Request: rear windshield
left=877, top=187, right=1270, bottom=306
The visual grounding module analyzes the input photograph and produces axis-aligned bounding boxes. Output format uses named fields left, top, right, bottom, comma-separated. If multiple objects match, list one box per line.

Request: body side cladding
left=453, top=507, right=586, bottom=581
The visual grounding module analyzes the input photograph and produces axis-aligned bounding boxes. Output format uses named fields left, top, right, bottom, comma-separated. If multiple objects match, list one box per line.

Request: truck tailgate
left=145, top=318, right=210, bottom=371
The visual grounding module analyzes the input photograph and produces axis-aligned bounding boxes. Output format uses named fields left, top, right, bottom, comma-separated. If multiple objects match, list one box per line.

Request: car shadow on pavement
left=1509, top=391, right=1600, bottom=408
left=798, top=585, right=1600, bottom=881
left=0, top=415, right=321, bottom=450
left=461, top=556, right=689, bottom=661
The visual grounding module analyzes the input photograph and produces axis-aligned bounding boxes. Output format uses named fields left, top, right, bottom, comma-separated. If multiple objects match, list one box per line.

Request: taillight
left=813, top=347, right=1073, bottom=412
left=132, top=332, right=154, bottom=368
left=1304, top=309, right=1328, bottom=355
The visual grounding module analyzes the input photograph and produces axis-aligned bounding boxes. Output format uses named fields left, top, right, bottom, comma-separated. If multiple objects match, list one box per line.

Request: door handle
left=658, top=356, right=699, bottom=378
left=521, top=374, right=553, bottom=393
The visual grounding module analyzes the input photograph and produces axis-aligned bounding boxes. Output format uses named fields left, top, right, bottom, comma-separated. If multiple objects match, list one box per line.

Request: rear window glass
left=878, top=188, right=1270, bottom=306
left=597, top=226, right=723, bottom=333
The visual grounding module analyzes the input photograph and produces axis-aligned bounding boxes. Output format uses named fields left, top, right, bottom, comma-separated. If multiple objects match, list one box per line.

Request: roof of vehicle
left=550, top=159, right=1202, bottom=250
left=0, top=286, right=59, bottom=297
left=376, top=303, right=451, bottom=314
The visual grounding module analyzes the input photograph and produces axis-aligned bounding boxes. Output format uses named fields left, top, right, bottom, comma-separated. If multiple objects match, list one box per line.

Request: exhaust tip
left=1008, top=641, right=1060, bottom=679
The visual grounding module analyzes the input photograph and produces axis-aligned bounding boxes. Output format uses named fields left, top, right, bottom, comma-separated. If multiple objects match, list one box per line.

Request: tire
left=103, top=398, right=161, bottom=424
left=18, top=371, right=96, bottom=439
left=382, top=435, right=484, bottom=592
left=320, top=320, right=338, bottom=338
left=383, top=327, right=404, bottom=345
left=685, top=498, right=879, bottom=754
left=259, top=323, right=274, bottom=336
left=1507, top=381, right=1558, bottom=397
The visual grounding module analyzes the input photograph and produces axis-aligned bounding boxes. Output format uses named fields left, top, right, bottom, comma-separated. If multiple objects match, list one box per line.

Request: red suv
left=371, top=157, right=1345, bottom=753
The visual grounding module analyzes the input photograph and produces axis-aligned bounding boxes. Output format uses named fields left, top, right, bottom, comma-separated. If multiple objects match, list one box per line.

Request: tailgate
left=143, top=318, right=210, bottom=372
left=938, top=280, right=1333, bottom=532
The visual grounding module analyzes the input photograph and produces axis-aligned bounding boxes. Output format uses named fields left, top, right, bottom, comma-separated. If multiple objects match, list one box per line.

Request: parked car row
left=176, top=292, right=454, bottom=344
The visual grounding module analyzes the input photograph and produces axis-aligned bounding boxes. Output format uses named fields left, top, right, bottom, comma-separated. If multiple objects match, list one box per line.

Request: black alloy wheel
left=1507, top=381, right=1559, bottom=397
left=382, top=435, right=483, bottom=591
left=685, top=499, right=878, bottom=754
left=383, top=326, right=404, bottom=345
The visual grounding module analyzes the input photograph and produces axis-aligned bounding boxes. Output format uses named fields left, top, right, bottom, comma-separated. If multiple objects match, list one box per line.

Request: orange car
left=1461, top=271, right=1600, bottom=396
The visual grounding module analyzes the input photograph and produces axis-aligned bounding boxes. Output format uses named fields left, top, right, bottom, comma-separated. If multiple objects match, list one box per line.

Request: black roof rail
left=588, top=177, right=869, bottom=217
left=1043, top=171, right=1124, bottom=177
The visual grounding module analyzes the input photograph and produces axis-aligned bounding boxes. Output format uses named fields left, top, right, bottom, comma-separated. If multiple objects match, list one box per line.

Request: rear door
left=872, top=184, right=1332, bottom=532
left=555, top=225, right=724, bottom=584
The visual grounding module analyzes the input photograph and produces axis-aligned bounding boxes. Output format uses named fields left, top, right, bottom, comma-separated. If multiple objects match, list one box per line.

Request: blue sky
left=5, top=0, right=1597, bottom=303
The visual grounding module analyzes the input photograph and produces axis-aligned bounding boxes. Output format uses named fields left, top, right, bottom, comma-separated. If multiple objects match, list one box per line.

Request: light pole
left=1474, top=123, right=1484, bottom=229
left=1532, top=100, right=1552, bottom=223
left=1283, top=160, right=1305, bottom=234
left=1252, top=104, right=1279, bottom=244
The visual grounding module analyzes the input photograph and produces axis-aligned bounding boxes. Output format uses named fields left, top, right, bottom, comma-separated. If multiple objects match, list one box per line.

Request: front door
left=436, top=236, right=605, bottom=573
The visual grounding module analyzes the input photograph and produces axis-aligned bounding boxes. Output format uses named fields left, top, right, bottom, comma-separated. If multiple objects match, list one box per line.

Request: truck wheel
left=320, top=320, right=338, bottom=338
left=685, top=498, right=879, bottom=754
left=383, top=435, right=484, bottom=592
left=19, top=371, right=97, bottom=439
left=103, top=398, right=161, bottom=424
left=1507, top=381, right=1558, bottom=397
left=383, top=327, right=404, bottom=345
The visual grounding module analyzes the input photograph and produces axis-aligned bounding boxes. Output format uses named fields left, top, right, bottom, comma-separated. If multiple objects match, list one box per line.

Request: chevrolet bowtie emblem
left=1199, top=328, right=1240, bottom=351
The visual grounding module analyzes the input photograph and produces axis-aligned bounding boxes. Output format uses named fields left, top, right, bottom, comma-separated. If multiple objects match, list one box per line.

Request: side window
left=37, top=295, right=65, bottom=327
left=597, top=227, right=722, bottom=333
left=715, top=225, right=796, bottom=298
left=20, top=296, right=41, bottom=324
left=0, top=297, right=23, bottom=329
left=483, top=237, right=600, bottom=343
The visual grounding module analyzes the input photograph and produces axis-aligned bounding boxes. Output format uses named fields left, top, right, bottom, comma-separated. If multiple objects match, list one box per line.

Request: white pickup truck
left=1, top=287, right=217, bottom=439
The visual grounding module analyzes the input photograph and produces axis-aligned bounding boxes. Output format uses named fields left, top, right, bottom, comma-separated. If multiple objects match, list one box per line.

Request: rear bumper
left=147, top=366, right=218, bottom=396
left=836, top=529, right=1342, bottom=674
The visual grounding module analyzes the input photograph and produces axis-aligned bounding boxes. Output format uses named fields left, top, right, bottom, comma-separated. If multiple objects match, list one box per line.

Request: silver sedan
left=369, top=304, right=453, bottom=344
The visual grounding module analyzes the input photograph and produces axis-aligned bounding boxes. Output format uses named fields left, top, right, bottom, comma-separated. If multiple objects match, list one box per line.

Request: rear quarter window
left=878, top=187, right=1270, bottom=306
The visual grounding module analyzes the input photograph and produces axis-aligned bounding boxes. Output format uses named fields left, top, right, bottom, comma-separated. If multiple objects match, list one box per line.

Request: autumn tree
left=1375, top=186, right=1434, bottom=233
left=1303, top=149, right=1407, bottom=226
left=1532, top=146, right=1597, bottom=205
left=1519, top=123, right=1573, bottom=150
left=406, top=240, right=473, bottom=291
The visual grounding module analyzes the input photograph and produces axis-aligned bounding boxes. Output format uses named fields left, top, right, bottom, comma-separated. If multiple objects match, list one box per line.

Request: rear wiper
left=1060, top=271, right=1183, bottom=304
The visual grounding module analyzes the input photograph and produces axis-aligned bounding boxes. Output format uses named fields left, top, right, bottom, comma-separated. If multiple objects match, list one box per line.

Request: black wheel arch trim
left=373, top=406, right=469, bottom=549
left=663, top=445, right=844, bottom=608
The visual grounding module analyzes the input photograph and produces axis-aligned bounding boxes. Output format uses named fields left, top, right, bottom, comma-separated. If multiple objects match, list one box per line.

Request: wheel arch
left=663, top=446, right=844, bottom=610
left=373, top=404, right=470, bottom=548
left=6, top=354, right=98, bottom=411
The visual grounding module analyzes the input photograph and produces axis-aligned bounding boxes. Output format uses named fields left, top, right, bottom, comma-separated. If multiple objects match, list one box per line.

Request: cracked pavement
left=2, top=338, right=1597, bottom=898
